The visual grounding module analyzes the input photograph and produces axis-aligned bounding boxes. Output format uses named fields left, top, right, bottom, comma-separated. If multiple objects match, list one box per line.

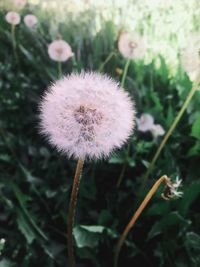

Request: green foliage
left=0, top=3, right=200, bottom=267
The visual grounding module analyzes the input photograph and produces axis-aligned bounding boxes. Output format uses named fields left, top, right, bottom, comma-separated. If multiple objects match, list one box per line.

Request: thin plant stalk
left=114, top=175, right=170, bottom=267
left=139, top=74, right=200, bottom=193
left=121, top=59, right=131, bottom=88
left=116, top=163, right=127, bottom=188
left=116, top=144, right=130, bottom=187
left=58, top=61, right=62, bottom=78
left=67, top=158, right=85, bottom=267
left=116, top=59, right=131, bottom=187
left=11, top=24, right=17, bottom=61
left=99, top=51, right=116, bottom=72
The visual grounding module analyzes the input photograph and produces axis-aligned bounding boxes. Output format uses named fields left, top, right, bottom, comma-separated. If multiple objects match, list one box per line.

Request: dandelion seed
left=162, top=176, right=183, bottom=200
left=39, top=72, right=136, bottom=160
left=5, top=11, right=20, bottom=25
left=171, top=177, right=183, bottom=198
left=118, top=32, right=146, bottom=60
left=48, top=40, right=74, bottom=62
left=24, top=14, right=38, bottom=28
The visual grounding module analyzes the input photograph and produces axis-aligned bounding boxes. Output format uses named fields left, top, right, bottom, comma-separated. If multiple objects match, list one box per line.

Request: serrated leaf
left=179, top=180, right=200, bottom=216
left=0, top=259, right=13, bottom=267
left=187, top=141, right=200, bottom=156
left=79, top=225, right=105, bottom=233
left=185, top=232, right=200, bottom=251
left=147, top=212, right=190, bottom=240
left=191, top=116, right=200, bottom=140
left=73, top=225, right=105, bottom=248
left=109, top=155, right=125, bottom=164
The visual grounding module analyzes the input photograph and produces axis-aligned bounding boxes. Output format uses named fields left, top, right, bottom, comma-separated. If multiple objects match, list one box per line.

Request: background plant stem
left=11, top=24, right=17, bottom=61
left=58, top=61, right=62, bottom=78
left=139, top=74, right=200, bottom=194
left=121, top=59, right=131, bottom=88
left=67, top=158, right=85, bottom=267
left=114, top=175, right=169, bottom=267
left=116, top=59, right=131, bottom=187
left=99, top=51, right=116, bottom=72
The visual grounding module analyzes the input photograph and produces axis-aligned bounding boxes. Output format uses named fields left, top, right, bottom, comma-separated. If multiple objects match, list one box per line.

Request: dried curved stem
left=67, top=158, right=85, bottom=267
left=114, top=175, right=170, bottom=267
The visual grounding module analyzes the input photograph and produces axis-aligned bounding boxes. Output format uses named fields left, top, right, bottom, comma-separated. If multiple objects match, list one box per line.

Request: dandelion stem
left=114, top=175, right=170, bottom=267
left=99, top=51, right=116, bottom=72
left=11, top=24, right=17, bottom=61
left=121, top=59, right=131, bottom=88
left=139, top=75, right=200, bottom=194
left=67, top=158, right=85, bottom=267
left=58, top=61, right=62, bottom=78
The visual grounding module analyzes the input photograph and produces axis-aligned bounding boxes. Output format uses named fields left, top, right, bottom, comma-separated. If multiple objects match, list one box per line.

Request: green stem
left=67, top=158, right=85, bottom=267
left=139, top=74, right=200, bottom=193
left=11, top=24, right=17, bottom=61
left=116, top=60, right=131, bottom=187
left=99, top=51, right=116, bottom=72
left=58, top=61, right=62, bottom=78
left=116, top=144, right=130, bottom=187
left=116, top=163, right=127, bottom=188
left=121, top=59, right=131, bottom=88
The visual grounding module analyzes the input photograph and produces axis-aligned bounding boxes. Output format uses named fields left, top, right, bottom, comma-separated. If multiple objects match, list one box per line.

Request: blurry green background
left=0, top=0, right=200, bottom=267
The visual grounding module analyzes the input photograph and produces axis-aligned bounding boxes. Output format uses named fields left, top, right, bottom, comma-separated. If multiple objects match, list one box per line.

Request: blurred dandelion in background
left=5, top=11, right=20, bottom=60
left=48, top=39, right=74, bottom=77
left=24, top=14, right=38, bottom=28
left=137, top=114, right=165, bottom=138
left=5, top=11, right=20, bottom=25
left=118, top=32, right=146, bottom=60
left=13, top=0, right=26, bottom=9
left=118, top=32, right=146, bottom=88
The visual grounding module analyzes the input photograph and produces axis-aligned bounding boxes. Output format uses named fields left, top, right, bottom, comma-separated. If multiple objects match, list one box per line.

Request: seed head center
left=74, top=105, right=103, bottom=141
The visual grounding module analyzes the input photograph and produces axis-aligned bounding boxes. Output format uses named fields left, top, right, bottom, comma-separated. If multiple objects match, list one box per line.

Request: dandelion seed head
left=24, top=14, right=38, bottom=28
left=5, top=11, right=21, bottom=25
left=48, top=40, right=74, bottom=62
left=39, top=72, right=135, bottom=160
left=118, top=32, right=146, bottom=60
left=13, top=0, right=26, bottom=8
